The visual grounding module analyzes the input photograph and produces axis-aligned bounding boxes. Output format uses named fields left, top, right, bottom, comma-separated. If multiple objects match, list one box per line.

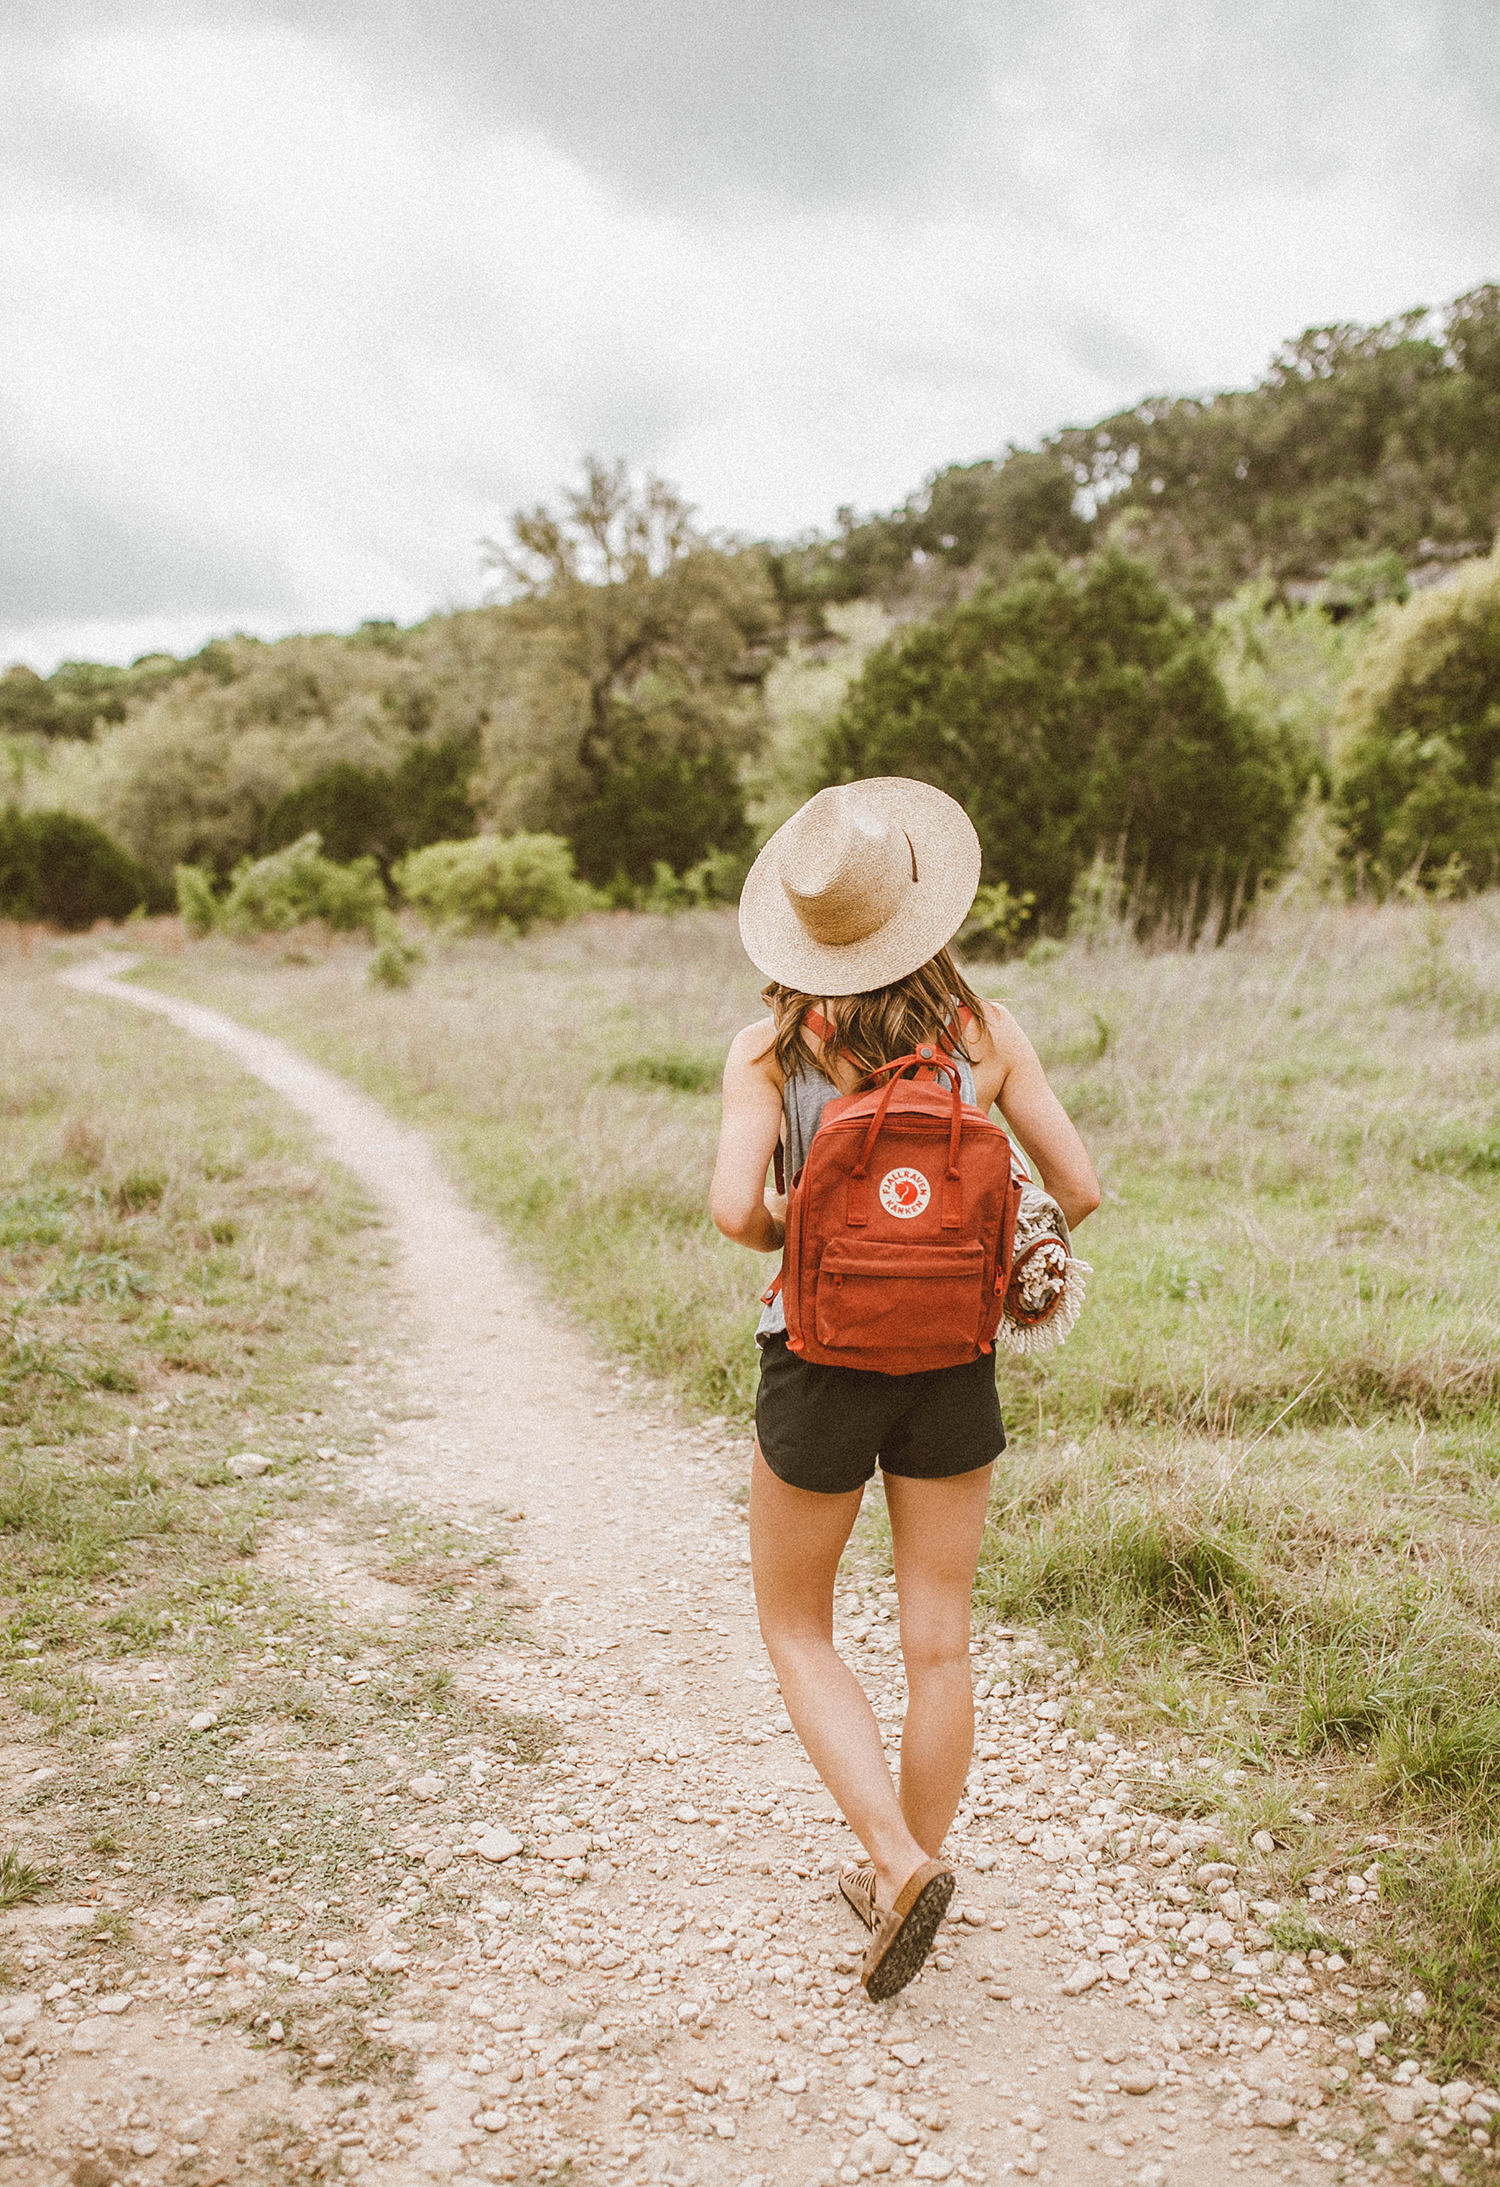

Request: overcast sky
left=3, top=0, right=1496, bottom=672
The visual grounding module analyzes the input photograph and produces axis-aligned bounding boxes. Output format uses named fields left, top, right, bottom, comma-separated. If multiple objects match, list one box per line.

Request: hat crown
left=778, top=785, right=913, bottom=947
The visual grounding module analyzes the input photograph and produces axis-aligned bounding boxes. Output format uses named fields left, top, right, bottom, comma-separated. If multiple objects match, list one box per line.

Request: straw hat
left=738, top=778, right=982, bottom=995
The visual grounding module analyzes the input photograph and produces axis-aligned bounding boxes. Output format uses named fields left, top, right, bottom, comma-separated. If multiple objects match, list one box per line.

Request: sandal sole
left=862, top=1869, right=955, bottom=2002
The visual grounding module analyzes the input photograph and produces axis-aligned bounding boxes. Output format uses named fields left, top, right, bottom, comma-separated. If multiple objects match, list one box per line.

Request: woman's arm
left=977, top=1000, right=1101, bottom=1229
left=710, top=1020, right=787, bottom=1252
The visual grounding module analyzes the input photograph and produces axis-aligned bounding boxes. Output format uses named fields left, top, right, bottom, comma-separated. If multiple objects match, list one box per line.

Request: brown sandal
left=861, top=1859, right=954, bottom=2002
left=837, top=1860, right=879, bottom=1931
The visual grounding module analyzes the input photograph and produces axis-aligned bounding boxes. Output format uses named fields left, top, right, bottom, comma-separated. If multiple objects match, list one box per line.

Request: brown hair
left=762, top=946, right=988, bottom=1087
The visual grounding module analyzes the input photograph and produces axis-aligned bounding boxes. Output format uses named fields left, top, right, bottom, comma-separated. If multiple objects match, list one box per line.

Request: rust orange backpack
left=765, top=1040, right=1023, bottom=1375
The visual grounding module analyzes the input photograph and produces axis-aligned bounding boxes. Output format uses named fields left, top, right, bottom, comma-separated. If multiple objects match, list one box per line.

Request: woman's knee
left=755, top=1598, right=832, bottom=1660
left=899, top=1616, right=972, bottom=1686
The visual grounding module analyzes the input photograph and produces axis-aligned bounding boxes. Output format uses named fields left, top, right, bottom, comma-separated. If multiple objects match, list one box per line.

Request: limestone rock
left=474, top=1828, right=523, bottom=1863
left=227, top=1453, right=272, bottom=1478
left=1060, top=1964, right=1101, bottom=1995
left=850, top=2130, right=897, bottom=2172
left=913, top=2155, right=953, bottom=2180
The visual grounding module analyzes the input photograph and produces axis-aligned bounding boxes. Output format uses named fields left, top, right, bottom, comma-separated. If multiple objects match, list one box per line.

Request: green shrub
left=0, top=807, right=154, bottom=928
left=1335, top=551, right=1500, bottom=889
left=627, top=850, right=750, bottom=913
left=260, top=732, right=479, bottom=868
left=570, top=741, right=751, bottom=889
left=1213, top=578, right=1373, bottom=768
left=367, top=912, right=425, bottom=989
left=218, top=833, right=386, bottom=937
left=173, top=863, right=220, bottom=937
left=393, top=833, right=596, bottom=934
left=827, top=549, right=1309, bottom=931
left=608, top=1048, right=721, bottom=1093
left=959, top=881, right=1035, bottom=958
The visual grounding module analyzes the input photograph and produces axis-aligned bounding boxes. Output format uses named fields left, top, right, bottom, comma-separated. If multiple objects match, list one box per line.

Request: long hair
left=762, top=945, right=987, bottom=1087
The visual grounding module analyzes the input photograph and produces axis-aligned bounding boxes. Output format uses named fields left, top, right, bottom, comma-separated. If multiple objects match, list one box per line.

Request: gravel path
left=41, top=957, right=1473, bottom=2187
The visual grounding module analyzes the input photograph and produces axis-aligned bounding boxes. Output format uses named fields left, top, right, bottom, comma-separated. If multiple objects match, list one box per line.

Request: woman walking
left=711, top=779, right=1099, bottom=2000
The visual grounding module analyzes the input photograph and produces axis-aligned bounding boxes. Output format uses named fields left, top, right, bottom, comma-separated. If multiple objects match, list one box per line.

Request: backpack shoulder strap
left=804, top=1004, right=978, bottom=1054
left=945, top=1002, right=979, bottom=1050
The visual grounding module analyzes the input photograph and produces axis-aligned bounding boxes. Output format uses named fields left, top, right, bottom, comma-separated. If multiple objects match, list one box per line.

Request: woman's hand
left=710, top=1020, right=786, bottom=1252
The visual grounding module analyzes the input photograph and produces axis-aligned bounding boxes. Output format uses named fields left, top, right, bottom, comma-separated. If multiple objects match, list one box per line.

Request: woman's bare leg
left=883, top=1464, right=994, bottom=1856
left=883, top=1460, right=997, bottom=1854
left=749, top=1444, right=928, bottom=1911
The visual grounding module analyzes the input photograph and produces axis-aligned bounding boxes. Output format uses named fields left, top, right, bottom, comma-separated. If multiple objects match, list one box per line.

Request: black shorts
left=755, top=1333, right=1005, bottom=1496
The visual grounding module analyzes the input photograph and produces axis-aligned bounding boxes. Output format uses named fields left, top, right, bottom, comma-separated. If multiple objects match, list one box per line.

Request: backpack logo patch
left=879, top=1167, right=931, bottom=1219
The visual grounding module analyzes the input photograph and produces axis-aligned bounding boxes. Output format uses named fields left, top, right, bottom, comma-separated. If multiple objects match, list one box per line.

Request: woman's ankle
left=872, top=1844, right=932, bottom=1912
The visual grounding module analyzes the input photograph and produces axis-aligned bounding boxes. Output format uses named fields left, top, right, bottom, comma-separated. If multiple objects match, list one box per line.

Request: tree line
left=775, top=285, right=1500, bottom=617
left=4, top=287, right=1498, bottom=930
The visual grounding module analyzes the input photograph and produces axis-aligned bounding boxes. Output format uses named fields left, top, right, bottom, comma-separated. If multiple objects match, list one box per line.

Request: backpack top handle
left=848, top=1046, right=966, bottom=1230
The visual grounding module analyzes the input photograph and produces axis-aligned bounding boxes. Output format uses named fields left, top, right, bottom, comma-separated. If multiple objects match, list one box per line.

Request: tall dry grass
left=132, top=891, right=1500, bottom=2065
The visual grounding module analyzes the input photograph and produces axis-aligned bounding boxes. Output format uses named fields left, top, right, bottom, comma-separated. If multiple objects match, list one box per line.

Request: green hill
left=4, top=291, right=1498, bottom=914
left=776, top=285, right=1500, bottom=616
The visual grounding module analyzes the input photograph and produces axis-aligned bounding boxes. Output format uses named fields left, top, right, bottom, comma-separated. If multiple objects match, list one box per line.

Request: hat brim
left=738, top=777, right=982, bottom=996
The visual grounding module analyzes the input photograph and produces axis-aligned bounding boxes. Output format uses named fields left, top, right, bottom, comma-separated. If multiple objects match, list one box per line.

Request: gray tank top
left=756, top=1039, right=977, bottom=1342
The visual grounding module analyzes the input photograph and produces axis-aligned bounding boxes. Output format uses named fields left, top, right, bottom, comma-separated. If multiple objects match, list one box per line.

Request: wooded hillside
left=779, top=285, right=1500, bottom=616
left=4, top=287, right=1497, bottom=923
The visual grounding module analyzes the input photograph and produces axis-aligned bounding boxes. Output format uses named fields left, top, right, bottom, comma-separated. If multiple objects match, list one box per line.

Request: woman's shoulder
left=726, top=1016, right=781, bottom=1079
left=973, top=995, right=1029, bottom=1053
left=964, top=995, right=1035, bottom=1103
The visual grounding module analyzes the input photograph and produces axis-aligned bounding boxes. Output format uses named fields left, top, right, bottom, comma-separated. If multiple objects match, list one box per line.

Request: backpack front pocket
left=814, top=1237, right=986, bottom=1354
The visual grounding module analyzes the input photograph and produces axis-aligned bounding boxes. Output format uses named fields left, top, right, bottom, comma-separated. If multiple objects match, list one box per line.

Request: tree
left=1334, top=549, right=1500, bottom=889
left=1052, top=288, right=1500, bottom=611
left=0, top=808, right=155, bottom=927
left=260, top=732, right=479, bottom=869
left=0, top=654, right=198, bottom=741
left=918, top=451, right=1091, bottom=566
left=569, top=736, right=749, bottom=887
left=94, top=628, right=491, bottom=880
left=772, top=286, right=1500, bottom=619
left=825, top=551, right=1308, bottom=930
left=476, top=458, right=775, bottom=877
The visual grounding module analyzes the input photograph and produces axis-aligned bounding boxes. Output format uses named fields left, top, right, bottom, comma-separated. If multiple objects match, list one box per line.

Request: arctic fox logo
left=879, top=1167, right=931, bottom=1219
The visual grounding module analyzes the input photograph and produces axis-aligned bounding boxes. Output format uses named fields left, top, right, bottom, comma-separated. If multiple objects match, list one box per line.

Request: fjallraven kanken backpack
left=767, top=1044, right=1023, bottom=1375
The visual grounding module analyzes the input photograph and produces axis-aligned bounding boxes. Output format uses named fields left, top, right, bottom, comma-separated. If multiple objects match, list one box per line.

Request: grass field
left=0, top=941, right=535, bottom=2071
left=57, top=894, right=1500, bottom=2073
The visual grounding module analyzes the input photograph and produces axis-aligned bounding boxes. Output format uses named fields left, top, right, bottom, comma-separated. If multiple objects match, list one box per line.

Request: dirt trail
left=43, top=956, right=1374, bottom=2187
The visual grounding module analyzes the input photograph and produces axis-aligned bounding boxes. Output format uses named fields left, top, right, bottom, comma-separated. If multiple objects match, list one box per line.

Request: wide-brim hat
left=738, top=777, right=982, bottom=996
